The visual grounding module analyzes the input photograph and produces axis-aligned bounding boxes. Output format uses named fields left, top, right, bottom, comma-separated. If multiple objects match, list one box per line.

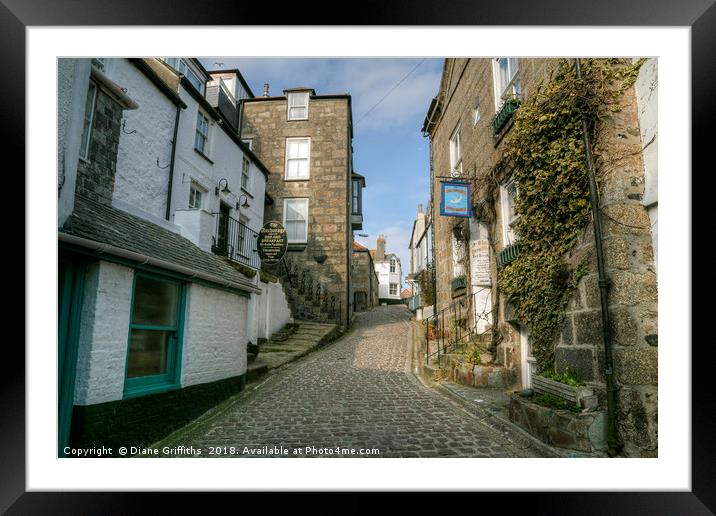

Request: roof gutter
left=58, top=232, right=262, bottom=295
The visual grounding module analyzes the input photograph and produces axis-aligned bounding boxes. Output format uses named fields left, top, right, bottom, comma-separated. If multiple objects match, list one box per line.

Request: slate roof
left=64, top=195, right=253, bottom=286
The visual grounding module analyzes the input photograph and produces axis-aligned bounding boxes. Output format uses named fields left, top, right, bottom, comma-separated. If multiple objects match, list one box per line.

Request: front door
left=216, top=202, right=231, bottom=255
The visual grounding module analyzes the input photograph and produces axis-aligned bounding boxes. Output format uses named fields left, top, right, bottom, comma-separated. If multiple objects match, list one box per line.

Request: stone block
left=555, top=346, right=595, bottom=382
left=609, top=270, right=658, bottom=306
left=561, top=317, right=574, bottom=346
left=615, top=388, right=658, bottom=453
left=614, top=347, right=657, bottom=385
left=573, top=310, right=603, bottom=347
left=609, top=307, right=639, bottom=347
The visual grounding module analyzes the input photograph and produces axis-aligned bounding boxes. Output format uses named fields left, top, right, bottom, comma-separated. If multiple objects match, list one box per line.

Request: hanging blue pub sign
left=439, top=180, right=472, bottom=218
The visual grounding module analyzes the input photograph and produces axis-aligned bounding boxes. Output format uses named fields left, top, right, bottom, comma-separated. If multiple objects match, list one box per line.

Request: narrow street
left=158, top=306, right=542, bottom=458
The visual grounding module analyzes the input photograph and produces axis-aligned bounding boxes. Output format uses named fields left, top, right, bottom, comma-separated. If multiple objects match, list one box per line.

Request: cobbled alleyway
left=158, top=305, right=543, bottom=458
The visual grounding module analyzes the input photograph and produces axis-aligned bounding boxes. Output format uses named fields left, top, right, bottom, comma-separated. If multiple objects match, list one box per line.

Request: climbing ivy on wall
left=496, top=58, right=644, bottom=372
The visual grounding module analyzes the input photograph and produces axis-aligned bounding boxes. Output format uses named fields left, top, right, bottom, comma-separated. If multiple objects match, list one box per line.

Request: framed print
left=6, top=0, right=711, bottom=512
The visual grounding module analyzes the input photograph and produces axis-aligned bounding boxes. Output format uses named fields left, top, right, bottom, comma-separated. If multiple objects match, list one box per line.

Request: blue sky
left=199, top=58, right=444, bottom=286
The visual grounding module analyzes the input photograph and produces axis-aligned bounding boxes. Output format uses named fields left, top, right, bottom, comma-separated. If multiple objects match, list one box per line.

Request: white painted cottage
left=57, top=58, right=291, bottom=455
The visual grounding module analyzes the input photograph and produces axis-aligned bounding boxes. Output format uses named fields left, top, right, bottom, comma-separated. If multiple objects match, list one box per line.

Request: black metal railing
left=497, top=241, right=521, bottom=268
left=424, top=287, right=494, bottom=367
left=211, top=213, right=261, bottom=270
left=491, top=97, right=520, bottom=136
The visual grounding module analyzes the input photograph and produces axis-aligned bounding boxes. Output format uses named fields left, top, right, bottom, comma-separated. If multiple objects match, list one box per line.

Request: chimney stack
left=376, top=234, right=386, bottom=262
left=418, top=203, right=423, bottom=214
left=263, top=82, right=270, bottom=97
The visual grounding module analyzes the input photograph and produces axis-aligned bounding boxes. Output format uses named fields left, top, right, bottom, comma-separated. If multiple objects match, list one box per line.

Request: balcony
left=211, top=213, right=261, bottom=270
left=497, top=241, right=521, bottom=267
left=491, top=98, right=520, bottom=136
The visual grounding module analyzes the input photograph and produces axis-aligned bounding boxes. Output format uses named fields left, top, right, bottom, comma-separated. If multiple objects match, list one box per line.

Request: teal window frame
left=123, top=271, right=187, bottom=399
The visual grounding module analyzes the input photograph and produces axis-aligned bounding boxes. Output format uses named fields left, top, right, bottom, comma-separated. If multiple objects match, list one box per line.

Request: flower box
left=491, top=98, right=520, bottom=136
left=531, top=374, right=596, bottom=409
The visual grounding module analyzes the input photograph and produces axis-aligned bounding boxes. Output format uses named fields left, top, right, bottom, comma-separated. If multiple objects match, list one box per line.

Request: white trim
left=492, top=57, right=521, bottom=110
left=284, top=137, right=311, bottom=180
left=500, top=178, right=518, bottom=246
left=283, top=198, right=309, bottom=243
left=449, top=122, right=462, bottom=176
left=287, top=91, right=309, bottom=121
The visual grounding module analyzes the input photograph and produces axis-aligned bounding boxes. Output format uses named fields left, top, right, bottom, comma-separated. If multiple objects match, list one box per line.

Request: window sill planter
left=491, top=98, right=520, bottom=136
left=497, top=241, right=521, bottom=268
left=531, top=374, right=597, bottom=410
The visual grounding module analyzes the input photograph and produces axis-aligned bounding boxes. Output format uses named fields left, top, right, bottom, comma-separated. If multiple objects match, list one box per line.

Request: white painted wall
left=181, top=283, right=249, bottom=387
left=58, top=58, right=91, bottom=228
left=634, top=57, right=658, bottom=272
left=106, top=59, right=177, bottom=221
left=375, top=256, right=402, bottom=300
left=73, top=261, right=133, bottom=405
left=170, top=84, right=266, bottom=250
left=254, top=280, right=294, bottom=340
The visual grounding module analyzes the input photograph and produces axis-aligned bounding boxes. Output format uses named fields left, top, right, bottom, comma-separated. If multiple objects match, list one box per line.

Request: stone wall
left=351, top=250, right=376, bottom=311
left=75, top=82, right=125, bottom=205
left=242, top=96, right=352, bottom=324
left=426, top=58, right=657, bottom=456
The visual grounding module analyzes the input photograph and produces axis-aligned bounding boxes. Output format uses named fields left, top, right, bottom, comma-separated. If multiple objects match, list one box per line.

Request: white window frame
left=473, top=97, right=481, bottom=125
left=188, top=182, right=205, bottom=210
left=283, top=198, right=309, bottom=244
left=389, top=283, right=398, bottom=296
left=164, top=58, right=205, bottom=95
left=500, top=179, right=519, bottom=246
left=284, top=137, right=311, bottom=180
left=390, top=258, right=396, bottom=273
left=449, top=123, right=462, bottom=177
left=492, top=58, right=522, bottom=110
left=287, top=92, right=309, bottom=121
left=241, top=156, right=251, bottom=191
left=242, top=138, right=253, bottom=150
left=195, top=110, right=210, bottom=156
left=79, top=81, right=98, bottom=162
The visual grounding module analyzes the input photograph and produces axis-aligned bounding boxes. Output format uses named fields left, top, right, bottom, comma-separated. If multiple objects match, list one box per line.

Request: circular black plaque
left=257, top=221, right=288, bottom=264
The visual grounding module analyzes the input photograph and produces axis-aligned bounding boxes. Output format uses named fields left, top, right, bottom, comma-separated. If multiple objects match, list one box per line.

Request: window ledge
left=284, top=177, right=310, bottom=182
left=287, top=243, right=308, bottom=251
left=123, top=382, right=181, bottom=400
left=194, top=148, right=214, bottom=165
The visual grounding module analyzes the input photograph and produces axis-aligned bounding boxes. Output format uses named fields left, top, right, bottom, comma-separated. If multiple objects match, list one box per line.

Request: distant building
left=351, top=241, right=379, bottom=312
left=406, top=203, right=433, bottom=320
left=371, top=235, right=402, bottom=304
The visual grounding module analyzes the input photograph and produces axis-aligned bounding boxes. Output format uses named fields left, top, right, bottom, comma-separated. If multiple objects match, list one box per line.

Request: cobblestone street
left=159, top=305, right=543, bottom=458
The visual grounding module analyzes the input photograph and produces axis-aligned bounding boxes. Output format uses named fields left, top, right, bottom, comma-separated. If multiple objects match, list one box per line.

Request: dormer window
left=163, top=57, right=205, bottom=95
left=287, top=92, right=309, bottom=120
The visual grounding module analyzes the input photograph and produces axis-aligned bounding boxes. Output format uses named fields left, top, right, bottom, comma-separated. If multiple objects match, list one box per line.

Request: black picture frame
left=6, top=0, right=710, bottom=512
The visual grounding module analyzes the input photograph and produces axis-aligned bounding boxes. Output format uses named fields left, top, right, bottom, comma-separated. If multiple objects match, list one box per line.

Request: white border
left=30, top=27, right=690, bottom=491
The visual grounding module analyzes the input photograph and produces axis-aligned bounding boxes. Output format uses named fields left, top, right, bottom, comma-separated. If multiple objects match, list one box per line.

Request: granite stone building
left=57, top=58, right=287, bottom=456
left=422, top=58, right=658, bottom=457
left=240, top=86, right=361, bottom=326
left=351, top=241, right=379, bottom=311
left=406, top=202, right=433, bottom=320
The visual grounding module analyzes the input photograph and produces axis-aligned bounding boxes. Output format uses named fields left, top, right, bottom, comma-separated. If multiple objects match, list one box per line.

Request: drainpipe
left=574, top=58, right=618, bottom=457
left=165, top=104, right=181, bottom=221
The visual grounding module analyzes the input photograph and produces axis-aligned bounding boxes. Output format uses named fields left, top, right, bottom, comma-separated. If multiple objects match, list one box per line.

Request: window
left=390, top=258, right=396, bottom=273
left=195, top=111, right=210, bottom=155
left=91, top=58, right=105, bottom=72
left=285, top=137, right=310, bottom=180
left=125, top=273, right=185, bottom=397
left=284, top=198, right=309, bottom=243
left=164, top=58, right=205, bottom=94
left=242, top=139, right=253, bottom=150
left=390, top=283, right=398, bottom=296
left=352, top=179, right=361, bottom=215
left=473, top=97, right=481, bottom=125
left=189, top=182, right=204, bottom=209
left=287, top=92, right=309, bottom=120
left=500, top=179, right=519, bottom=245
left=449, top=124, right=462, bottom=177
left=79, top=82, right=98, bottom=161
left=241, top=156, right=250, bottom=190
left=493, top=58, right=522, bottom=109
